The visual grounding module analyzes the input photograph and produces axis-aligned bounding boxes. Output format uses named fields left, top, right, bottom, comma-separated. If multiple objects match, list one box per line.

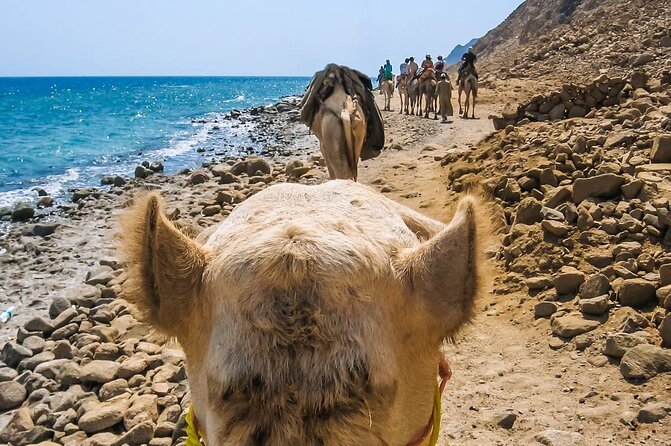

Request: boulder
left=551, top=314, right=599, bottom=338
left=1, top=342, right=33, bottom=368
left=535, top=302, right=558, bottom=318
left=231, top=157, right=272, bottom=176
left=650, top=135, right=671, bottom=163
left=0, top=380, right=27, bottom=410
left=620, top=344, right=671, bottom=380
left=80, top=360, right=119, bottom=384
left=49, top=296, right=72, bottom=319
left=660, top=314, right=671, bottom=348
left=134, top=165, right=150, bottom=179
left=579, top=273, right=610, bottom=299
left=514, top=197, right=543, bottom=225
left=11, top=202, right=35, bottom=222
left=617, top=279, right=656, bottom=307
left=553, top=266, right=585, bottom=295
left=78, top=401, right=128, bottom=433
left=188, top=170, right=210, bottom=185
left=572, top=174, right=626, bottom=203
left=604, top=332, right=652, bottom=358
left=32, top=224, right=58, bottom=237
left=541, top=220, right=569, bottom=237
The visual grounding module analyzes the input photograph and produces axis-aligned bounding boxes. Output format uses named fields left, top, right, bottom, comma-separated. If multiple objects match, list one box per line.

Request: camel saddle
left=300, top=63, right=384, bottom=161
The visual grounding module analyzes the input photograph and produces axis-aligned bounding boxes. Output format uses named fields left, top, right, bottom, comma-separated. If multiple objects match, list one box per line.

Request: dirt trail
left=362, top=90, right=670, bottom=445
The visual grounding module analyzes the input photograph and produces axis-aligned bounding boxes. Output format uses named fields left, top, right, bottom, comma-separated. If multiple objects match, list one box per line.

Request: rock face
left=620, top=344, right=671, bottom=380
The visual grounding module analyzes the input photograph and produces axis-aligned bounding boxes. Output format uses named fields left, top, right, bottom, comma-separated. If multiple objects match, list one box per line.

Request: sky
left=0, top=0, right=524, bottom=77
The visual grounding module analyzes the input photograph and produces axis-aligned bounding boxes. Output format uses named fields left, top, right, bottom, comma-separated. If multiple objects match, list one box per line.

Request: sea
left=0, top=76, right=311, bottom=207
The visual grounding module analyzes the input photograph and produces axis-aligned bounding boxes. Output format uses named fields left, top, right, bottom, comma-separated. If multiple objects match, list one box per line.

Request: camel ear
left=396, top=197, right=485, bottom=339
left=120, top=193, right=208, bottom=337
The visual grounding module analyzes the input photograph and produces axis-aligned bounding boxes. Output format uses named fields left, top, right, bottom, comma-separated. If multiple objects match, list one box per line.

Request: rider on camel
left=417, top=54, right=433, bottom=77
left=406, top=57, right=419, bottom=80
left=457, top=47, right=478, bottom=84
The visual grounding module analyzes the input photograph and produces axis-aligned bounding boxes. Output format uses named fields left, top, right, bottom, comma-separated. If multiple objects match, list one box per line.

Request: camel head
left=120, top=181, right=490, bottom=445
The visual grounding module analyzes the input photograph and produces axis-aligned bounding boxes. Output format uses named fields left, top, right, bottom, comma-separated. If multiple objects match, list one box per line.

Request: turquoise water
left=0, top=77, right=310, bottom=206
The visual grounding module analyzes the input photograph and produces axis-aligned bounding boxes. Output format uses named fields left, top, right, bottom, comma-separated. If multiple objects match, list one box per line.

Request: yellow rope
left=428, top=382, right=442, bottom=446
left=185, top=405, right=205, bottom=446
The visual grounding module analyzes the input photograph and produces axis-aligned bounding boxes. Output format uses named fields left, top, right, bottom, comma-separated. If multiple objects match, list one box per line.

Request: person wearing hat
left=435, top=72, right=454, bottom=123
left=434, top=55, right=446, bottom=75
left=399, top=58, right=409, bottom=76
left=384, top=59, right=393, bottom=80
left=407, top=57, right=419, bottom=79
left=457, top=47, right=478, bottom=84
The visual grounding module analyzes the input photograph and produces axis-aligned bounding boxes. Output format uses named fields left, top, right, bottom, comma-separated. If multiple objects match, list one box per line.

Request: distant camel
left=300, top=64, right=384, bottom=180
left=419, top=69, right=437, bottom=119
left=397, top=74, right=409, bottom=114
left=459, top=66, right=478, bottom=119
left=381, top=78, right=394, bottom=111
left=408, top=77, right=420, bottom=115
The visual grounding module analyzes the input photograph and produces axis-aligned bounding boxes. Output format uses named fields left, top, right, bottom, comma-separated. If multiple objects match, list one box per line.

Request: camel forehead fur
left=201, top=181, right=426, bottom=288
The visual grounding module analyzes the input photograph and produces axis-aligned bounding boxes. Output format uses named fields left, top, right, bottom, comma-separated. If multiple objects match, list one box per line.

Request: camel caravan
left=119, top=57, right=491, bottom=445
left=379, top=51, right=479, bottom=120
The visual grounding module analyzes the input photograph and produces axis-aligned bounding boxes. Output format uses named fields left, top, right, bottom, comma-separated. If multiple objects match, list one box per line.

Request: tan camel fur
left=381, top=79, right=394, bottom=111
left=310, top=83, right=367, bottom=180
left=120, top=180, right=492, bottom=446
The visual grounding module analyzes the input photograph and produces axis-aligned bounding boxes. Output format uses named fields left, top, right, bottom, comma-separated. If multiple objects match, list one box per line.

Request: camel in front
left=300, top=64, right=384, bottom=181
left=120, top=181, right=491, bottom=446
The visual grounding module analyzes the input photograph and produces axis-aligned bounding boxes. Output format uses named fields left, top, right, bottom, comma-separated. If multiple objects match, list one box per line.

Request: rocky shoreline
left=0, top=96, right=325, bottom=343
left=0, top=96, right=338, bottom=445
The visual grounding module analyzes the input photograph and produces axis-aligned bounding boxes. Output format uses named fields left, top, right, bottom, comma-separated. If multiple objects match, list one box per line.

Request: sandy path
left=362, top=90, right=670, bottom=445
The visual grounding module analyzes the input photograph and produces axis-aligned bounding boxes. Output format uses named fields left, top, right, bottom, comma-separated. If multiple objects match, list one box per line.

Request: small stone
left=32, top=224, right=58, bottom=237
left=659, top=264, right=671, bottom=287
left=541, top=220, right=569, bottom=237
left=535, top=301, right=558, bottom=318
left=202, top=204, right=221, bottom=217
left=0, top=367, right=19, bottom=382
left=514, top=197, right=543, bottom=225
left=80, top=360, right=119, bottom=384
left=579, top=295, right=610, bottom=316
left=0, top=380, right=27, bottom=410
left=22, top=335, right=46, bottom=354
left=637, top=403, right=669, bottom=423
left=99, top=379, right=130, bottom=401
left=534, top=428, right=583, bottom=446
left=188, top=170, right=210, bottom=185
left=11, top=202, right=35, bottom=221
left=484, top=410, right=517, bottom=429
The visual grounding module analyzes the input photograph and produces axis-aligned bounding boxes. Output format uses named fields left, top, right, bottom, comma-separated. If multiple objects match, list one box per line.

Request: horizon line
left=0, top=74, right=318, bottom=79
